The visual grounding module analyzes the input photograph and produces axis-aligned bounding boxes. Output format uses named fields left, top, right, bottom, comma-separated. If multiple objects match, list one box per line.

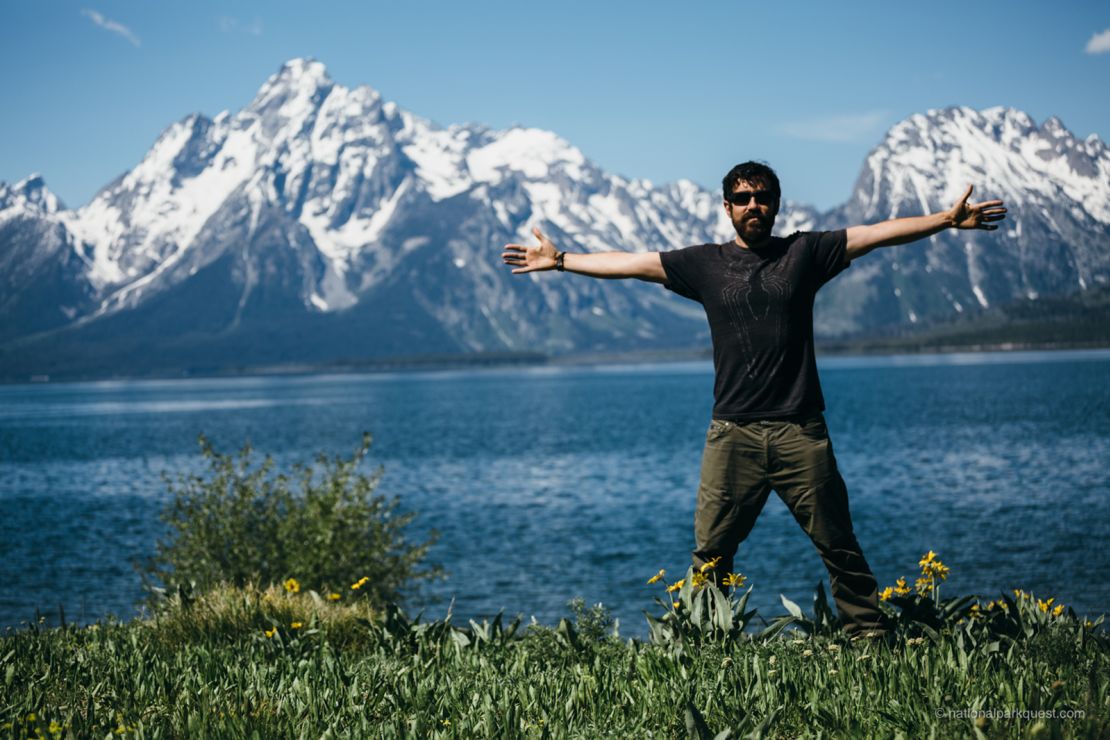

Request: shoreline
left=3, top=341, right=1109, bottom=387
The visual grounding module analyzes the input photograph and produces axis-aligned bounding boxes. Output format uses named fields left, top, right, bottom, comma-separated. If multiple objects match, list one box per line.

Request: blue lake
left=1, top=349, right=1108, bottom=636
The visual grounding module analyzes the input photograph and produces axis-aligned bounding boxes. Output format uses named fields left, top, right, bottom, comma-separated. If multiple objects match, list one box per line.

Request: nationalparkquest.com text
left=935, top=707, right=1085, bottom=720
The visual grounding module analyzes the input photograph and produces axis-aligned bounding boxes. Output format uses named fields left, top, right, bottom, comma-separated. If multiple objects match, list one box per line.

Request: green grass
left=2, top=583, right=1107, bottom=739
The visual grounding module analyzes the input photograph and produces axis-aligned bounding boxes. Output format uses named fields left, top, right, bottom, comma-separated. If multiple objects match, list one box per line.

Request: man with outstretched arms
left=501, top=161, right=1006, bottom=637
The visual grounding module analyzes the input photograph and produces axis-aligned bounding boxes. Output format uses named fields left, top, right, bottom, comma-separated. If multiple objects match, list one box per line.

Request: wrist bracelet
left=555, top=251, right=566, bottom=272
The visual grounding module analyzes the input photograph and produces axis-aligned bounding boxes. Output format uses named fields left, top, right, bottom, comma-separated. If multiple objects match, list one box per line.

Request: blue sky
left=2, top=1, right=1107, bottom=211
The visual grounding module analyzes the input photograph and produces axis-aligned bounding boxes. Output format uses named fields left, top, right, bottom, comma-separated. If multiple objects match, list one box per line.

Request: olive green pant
left=692, top=415, right=886, bottom=635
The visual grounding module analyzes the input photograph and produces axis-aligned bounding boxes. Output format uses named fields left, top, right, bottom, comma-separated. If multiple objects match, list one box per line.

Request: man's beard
left=735, top=213, right=772, bottom=243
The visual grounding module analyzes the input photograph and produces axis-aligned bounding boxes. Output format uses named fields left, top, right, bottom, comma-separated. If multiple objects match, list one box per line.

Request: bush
left=143, top=432, right=440, bottom=605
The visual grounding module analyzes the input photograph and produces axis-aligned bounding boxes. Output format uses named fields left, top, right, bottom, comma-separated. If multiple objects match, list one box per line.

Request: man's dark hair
left=722, top=161, right=781, bottom=202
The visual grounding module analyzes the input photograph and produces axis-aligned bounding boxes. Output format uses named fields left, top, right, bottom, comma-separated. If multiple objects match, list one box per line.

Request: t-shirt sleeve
left=659, top=244, right=709, bottom=303
left=808, top=229, right=850, bottom=287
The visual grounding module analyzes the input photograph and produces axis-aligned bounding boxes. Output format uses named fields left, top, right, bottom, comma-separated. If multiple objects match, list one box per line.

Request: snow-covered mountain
left=812, top=106, right=1110, bottom=335
left=1, top=59, right=1108, bottom=378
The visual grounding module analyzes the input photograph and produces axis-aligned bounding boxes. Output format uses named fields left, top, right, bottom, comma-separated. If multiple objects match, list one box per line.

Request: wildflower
left=1037, top=597, right=1055, bottom=613
left=857, top=654, right=872, bottom=661
left=922, top=560, right=950, bottom=581
left=49, top=721, right=63, bottom=735
left=647, top=569, right=666, bottom=585
left=828, top=669, right=839, bottom=675
left=692, top=572, right=708, bottom=589
left=723, top=572, right=747, bottom=588
left=907, top=637, right=926, bottom=646
left=1051, top=604, right=1064, bottom=617
left=283, top=578, right=300, bottom=594
left=673, top=601, right=681, bottom=609
left=790, top=638, right=806, bottom=646
left=720, top=657, right=733, bottom=668
left=26, top=714, right=35, bottom=722
left=768, top=654, right=777, bottom=665
left=919, top=550, right=937, bottom=567
left=327, top=592, right=341, bottom=601
left=879, top=587, right=893, bottom=601
left=699, top=556, right=722, bottom=574
left=893, top=577, right=911, bottom=596
left=1084, top=619, right=1094, bottom=630
left=826, top=644, right=841, bottom=652
left=1013, top=589, right=1026, bottom=600
left=351, top=576, right=370, bottom=590
left=291, top=621, right=303, bottom=629
left=264, top=627, right=276, bottom=638
left=441, top=719, right=451, bottom=727
left=802, top=649, right=814, bottom=658
left=666, top=579, right=686, bottom=593
left=915, top=577, right=933, bottom=595
left=969, top=603, right=982, bottom=619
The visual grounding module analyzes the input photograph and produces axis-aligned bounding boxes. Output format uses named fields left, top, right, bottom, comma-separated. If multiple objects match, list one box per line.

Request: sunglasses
left=727, top=190, right=776, bottom=207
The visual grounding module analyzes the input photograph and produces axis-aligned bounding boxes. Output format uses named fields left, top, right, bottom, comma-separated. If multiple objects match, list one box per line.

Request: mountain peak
left=0, top=173, right=64, bottom=215
left=249, top=58, right=336, bottom=118
left=277, top=57, right=331, bottom=83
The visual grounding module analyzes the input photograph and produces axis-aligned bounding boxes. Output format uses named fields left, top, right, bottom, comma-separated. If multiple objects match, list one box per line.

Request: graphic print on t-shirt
left=720, top=250, right=791, bottom=383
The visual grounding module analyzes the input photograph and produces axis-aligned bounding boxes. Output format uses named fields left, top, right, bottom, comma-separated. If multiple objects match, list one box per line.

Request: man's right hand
left=502, top=227, right=558, bottom=274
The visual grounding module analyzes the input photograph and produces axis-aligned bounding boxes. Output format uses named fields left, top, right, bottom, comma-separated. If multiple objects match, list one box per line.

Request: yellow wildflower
left=327, top=592, right=341, bottom=601
left=283, top=578, right=300, bottom=594
left=723, top=572, right=747, bottom=588
left=692, top=572, right=708, bottom=589
left=923, top=561, right=950, bottom=581
left=666, top=579, right=686, bottom=593
left=48, top=721, right=63, bottom=735
left=915, top=577, right=933, bottom=595
left=893, top=577, right=911, bottom=596
left=264, top=627, right=276, bottom=638
left=918, top=550, right=937, bottom=568
left=647, top=569, right=666, bottom=585
left=673, top=600, right=681, bottom=609
left=1053, top=604, right=1065, bottom=617
left=1037, top=597, right=1054, bottom=613
left=351, top=576, right=370, bottom=590
left=879, top=587, right=893, bottom=601
left=699, top=556, right=722, bottom=574
left=291, top=621, right=303, bottom=629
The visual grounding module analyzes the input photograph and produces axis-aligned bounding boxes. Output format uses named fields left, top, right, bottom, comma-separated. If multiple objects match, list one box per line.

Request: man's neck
left=733, top=235, right=771, bottom=250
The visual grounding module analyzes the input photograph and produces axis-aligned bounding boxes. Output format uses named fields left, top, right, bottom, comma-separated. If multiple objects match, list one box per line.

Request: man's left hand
left=947, top=185, right=1007, bottom=230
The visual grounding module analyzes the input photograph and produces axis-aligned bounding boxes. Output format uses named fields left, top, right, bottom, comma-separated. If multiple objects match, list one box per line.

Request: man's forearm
left=561, top=251, right=667, bottom=283
left=845, top=211, right=955, bottom=260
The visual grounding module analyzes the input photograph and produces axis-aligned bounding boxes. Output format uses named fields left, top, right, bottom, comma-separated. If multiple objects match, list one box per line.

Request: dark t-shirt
left=660, top=230, right=849, bottom=421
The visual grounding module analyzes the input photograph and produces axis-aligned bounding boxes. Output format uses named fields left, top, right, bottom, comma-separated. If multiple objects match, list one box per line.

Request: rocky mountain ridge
left=1, top=58, right=1107, bottom=379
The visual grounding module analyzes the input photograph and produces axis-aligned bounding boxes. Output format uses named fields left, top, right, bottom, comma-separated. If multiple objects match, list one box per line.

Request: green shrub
left=143, top=432, right=440, bottom=605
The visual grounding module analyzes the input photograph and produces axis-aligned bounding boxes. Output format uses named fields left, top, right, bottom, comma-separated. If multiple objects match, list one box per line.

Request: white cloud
left=1085, top=28, right=1110, bottom=54
left=779, top=111, right=890, bottom=143
left=81, top=8, right=141, bottom=47
left=217, top=16, right=263, bottom=36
